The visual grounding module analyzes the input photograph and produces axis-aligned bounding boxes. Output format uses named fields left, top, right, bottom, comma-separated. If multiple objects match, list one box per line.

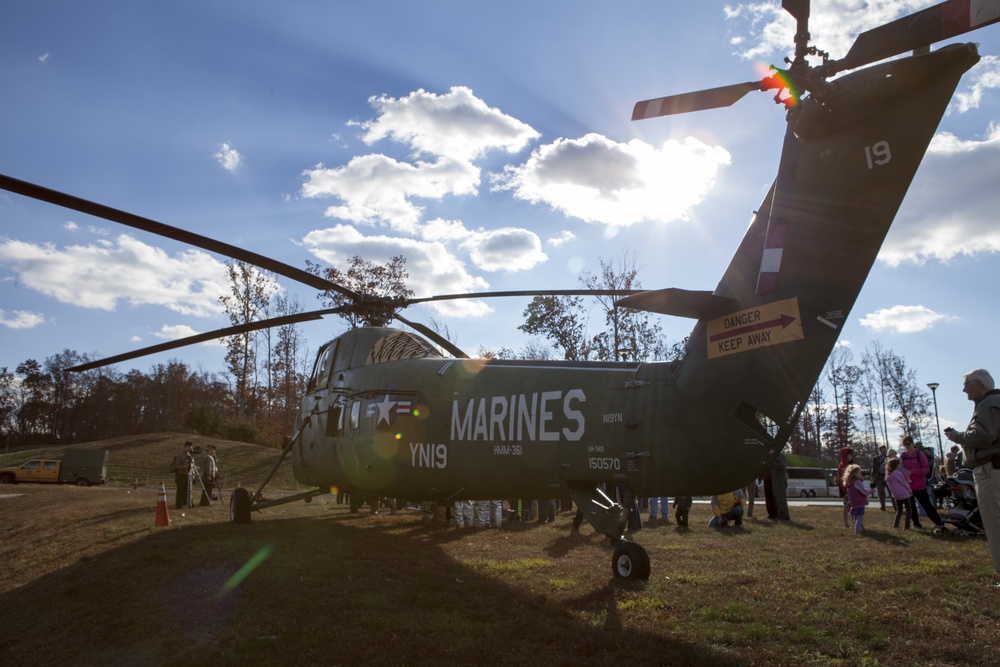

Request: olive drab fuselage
left=293, top=44, right=981, bottom=502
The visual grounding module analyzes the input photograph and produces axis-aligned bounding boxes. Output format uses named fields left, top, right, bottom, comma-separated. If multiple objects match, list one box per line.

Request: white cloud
left=725, top=1, right=937, bottom=64
left=0, top=235, right=229, bottom=316
left=154, top=324, right=200, bottom=340
left=0, top=310, right=45, bottom=329
left=548, top=230, right=576, bottom=247
left=302, top=87, right=542, bottom=233
left=301, top=155, right=479, bottom=232
left=214, top=143, right=242, bottom=172
left=951, top=55, right=1000, bottom=113
left=302, top=224, right=492, bottom=317
left=882, top=124, right=1000, bottom=265
left=859, top=305, right=949, bottom=333
left=64, top=221, right=78, bottom=231
left=38, top=52, right=50, bottom=63
left=461, top=227, right=547, bottom=272
left=492, top=133, right=730, bottom=227
left=420, top=218, right=474, bottom=244
left=153, top=324, right=227, bottom=347
left=357, top=86, right=539, bottom=162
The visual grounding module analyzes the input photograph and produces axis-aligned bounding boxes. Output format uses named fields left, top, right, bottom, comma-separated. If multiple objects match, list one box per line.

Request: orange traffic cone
left=155, top=482, right=171, bottom=527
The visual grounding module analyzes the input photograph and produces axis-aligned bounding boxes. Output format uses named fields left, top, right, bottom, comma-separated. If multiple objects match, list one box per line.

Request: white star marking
left=374, top=395, right=397, bottom=426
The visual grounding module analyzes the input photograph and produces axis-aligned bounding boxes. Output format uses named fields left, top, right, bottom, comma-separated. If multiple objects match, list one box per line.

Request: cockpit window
left=365, top=332, right=442, bottom=365
left=307, top=343, right=337, bottom=391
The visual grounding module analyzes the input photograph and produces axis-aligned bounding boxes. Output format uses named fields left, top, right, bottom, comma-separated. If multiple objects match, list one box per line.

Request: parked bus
left=787, top=467, right=829, bottom=498
left=755, top=467, right=831, bottom=498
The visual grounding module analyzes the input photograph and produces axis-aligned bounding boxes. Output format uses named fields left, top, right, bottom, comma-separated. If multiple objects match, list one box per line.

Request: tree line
left=0, top=253, right=936, bottom=463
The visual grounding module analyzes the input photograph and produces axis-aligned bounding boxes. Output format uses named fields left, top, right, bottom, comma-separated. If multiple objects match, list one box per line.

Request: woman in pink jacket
left=900, top=436, right=942, bottom=529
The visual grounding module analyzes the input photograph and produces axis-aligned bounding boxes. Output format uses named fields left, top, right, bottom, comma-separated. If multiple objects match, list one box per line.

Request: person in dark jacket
left=772, top=452, right=790, bottom=520
left=170, top=441, right=194, bottom=509
left=870, top=445, right=888, bottom=511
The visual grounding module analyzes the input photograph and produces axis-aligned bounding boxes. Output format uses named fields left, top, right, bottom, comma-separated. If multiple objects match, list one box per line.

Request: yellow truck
left=0, top=448, right=109, bottom=486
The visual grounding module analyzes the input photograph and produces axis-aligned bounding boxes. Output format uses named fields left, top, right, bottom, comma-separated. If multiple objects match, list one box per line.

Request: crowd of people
left=166, top=369, right=1000, bottom=578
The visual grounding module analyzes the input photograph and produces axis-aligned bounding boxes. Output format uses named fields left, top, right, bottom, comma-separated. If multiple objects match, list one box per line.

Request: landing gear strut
left=568, top=484, right=651, bottom=581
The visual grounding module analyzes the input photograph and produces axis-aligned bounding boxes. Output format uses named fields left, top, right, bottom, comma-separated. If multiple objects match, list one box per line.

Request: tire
left=230, top=487, right=252, bottom=524
left=808, top=490, right=816, bottom=498
left=0, top=475, right=14, bottom=485
left=75, top=478, right=90, bottom=487
left=800, top=490, right=808, bottom=498
left=611, top=542, right=651, bottom=581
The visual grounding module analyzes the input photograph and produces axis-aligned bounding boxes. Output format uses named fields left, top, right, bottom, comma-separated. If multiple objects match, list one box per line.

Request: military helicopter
left=1, top=0, right=997, bottom=580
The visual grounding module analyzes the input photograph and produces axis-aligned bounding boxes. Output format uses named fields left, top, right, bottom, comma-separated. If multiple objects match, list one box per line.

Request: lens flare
left=217, top=543, right=274, bottom=597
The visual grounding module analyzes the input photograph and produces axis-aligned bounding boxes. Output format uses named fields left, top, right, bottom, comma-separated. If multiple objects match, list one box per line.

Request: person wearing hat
left=200, top=445, right=219, bottom=506
left=170, top=441, right=195, bottom=509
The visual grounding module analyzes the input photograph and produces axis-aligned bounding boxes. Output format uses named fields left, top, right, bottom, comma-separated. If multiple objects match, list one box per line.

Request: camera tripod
left=186, top=459, right=223, bottom=507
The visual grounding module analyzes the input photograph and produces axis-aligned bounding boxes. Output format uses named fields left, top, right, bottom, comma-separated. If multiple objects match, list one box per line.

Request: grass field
left=1, top=435, right=999, bottom=666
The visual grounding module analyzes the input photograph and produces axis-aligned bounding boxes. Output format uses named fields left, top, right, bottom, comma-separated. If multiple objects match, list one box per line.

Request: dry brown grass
left=1, top=436, right=999, bottom=666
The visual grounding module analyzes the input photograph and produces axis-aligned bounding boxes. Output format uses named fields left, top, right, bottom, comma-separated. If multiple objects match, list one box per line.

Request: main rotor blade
left=0, top=173, right=361, bottom=301
left=67, top=307, right=349, bottom=372
left=392, top=313, right=470, bottom=359
left=632, top=80, right=764, bottom=120
left=406, top=288, right=643, bottom=306
left=832, top=0, right=1000, bottom=74
left=782, top=0, right=810, bottom=25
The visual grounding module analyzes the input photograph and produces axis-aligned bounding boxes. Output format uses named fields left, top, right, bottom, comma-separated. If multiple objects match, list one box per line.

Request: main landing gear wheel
left=612, top=541, right=650, bottom=580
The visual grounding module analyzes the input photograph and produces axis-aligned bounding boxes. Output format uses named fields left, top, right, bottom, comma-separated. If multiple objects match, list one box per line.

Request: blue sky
left=2, top=1, right=999, bottom=441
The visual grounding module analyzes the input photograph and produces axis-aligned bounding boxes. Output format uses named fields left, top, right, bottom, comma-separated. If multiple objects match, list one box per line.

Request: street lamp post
left=928, top=382, right=943, bottom=463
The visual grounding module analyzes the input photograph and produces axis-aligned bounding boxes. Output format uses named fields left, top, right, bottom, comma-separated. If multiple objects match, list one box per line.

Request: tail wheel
left=611, top=542, right=650, bottom=581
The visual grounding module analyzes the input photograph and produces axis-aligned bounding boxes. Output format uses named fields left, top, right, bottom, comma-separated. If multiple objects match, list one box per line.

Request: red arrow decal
left=709, top=314, right=797, bottom=342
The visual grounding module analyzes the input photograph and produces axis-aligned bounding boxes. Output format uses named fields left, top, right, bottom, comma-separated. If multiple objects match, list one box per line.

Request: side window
left=22, top=461, right=40, bottom=471
left=43, top=461, right=58, bottom=471
left=326, top=403, right=345, bottom=437
left=350, top=401, right=361, bottom=430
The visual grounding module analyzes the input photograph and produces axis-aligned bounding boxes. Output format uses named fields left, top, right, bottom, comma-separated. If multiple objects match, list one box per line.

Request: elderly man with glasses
left=945, top=369, right=1000, bottom=574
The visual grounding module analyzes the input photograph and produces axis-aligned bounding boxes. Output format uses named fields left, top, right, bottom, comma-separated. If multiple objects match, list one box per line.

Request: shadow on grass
left=0, top=511, right=750, bottom=667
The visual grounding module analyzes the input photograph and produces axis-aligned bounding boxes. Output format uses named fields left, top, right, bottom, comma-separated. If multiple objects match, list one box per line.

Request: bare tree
left=307, top=255, right=414, bottom=328
left=883, top=351, right=931, bottom=440
left=219, top=261, right=278, bottom=420
left=583, top=252, right=668, bottom=362
left=520, top=251, right=669, bottom=362
left=519, top=294, right=590, bottom=360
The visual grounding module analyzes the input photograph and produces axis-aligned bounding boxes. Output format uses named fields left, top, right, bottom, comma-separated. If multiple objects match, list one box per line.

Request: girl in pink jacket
left=842, top=464, right=870, bottom=535
left=886, top=457, right=913, bottom=529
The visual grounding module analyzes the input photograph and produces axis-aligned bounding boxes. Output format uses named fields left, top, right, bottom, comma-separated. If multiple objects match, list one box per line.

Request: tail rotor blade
left=632, top=81, right=763, bottom=120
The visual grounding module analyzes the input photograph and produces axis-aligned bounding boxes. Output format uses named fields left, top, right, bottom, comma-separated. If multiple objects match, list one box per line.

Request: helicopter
left=1, top=0, right=997, bottom=580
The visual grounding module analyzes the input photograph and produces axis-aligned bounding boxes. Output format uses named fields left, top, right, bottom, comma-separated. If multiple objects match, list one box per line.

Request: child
left=842, top=464, right=869, bottom=535
left=885, top=457, right=913, bottom=529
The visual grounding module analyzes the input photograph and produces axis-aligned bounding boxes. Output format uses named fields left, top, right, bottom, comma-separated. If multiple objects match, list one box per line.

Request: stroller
left=941, top=468, right=983, bottom=536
